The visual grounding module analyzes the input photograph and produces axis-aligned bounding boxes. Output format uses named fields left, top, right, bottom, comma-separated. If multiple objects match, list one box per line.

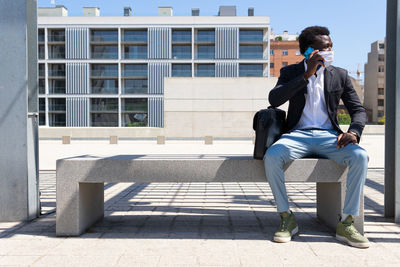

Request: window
left=270, top=49, right=274, bottom=55
left=172, top=45, right=192, bottom=59
left=282, top=50, right=288, bottom=56
left=48, top=29, right=65, bottom=42
left=270, top=63, right=274, bottom=68
left=49, top=79, right=66, bottom=94
left=123, top=30, right=147, bottom=42
left=378, top=88, right=384, bottom=95
left=38, top=45, right=45, bottom=59
left=39, top=98, right=45, bottom=126
left=195, top=64, right=215, bottom=77
left=91, top=30, right=118, bottom=42
left=378, top=110, right=385, bottom=117
left=172, top=29, right=192, bottom=43
left=48, top=64, right=65, bottom=77
left=239, top=45, right=263, bottom=59
left=48, top=45, right=65, bottom=59
left=48, top=98, right=66, bottom=127
left=378, top=65, right=384, bottom=72
left=91, top=64, right=118, bottom=77
left=378, top=99, right=384, bottom=106
left=91, top=79, right=118, bottom=94
left=121, top=98, right=148, bottom=127
left=239, top=64, right=263, bottom=77
left=239, top=30, right=263, bottom=42
left=282, top=62, right=288, bottom=67
left=123, top=64, right=147, bottom=78
left=39, top=79, right=45, bottom=94
left=90, top=98, right=118, bottom=127
left=172, top=64, right=192, bottom=77
left=91, top=45, right=118, bottom=59
left=196, top=30, right=215, bottom=42
left=296, top=50, right=301, bottom=56
left=197, top=45, right=215, bottom=59
left=124, top=45, right=147, bottom=59
left=123, top=79, right=147, bottom=94
left=378, top=54, right=385, bottom=62
left=379, top=43, right=385, bottom=49
left=38, top=28, right=45, bottom=42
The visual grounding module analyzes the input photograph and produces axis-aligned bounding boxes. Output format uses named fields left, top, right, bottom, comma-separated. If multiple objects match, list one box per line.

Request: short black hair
left=298, top=26, right=330, bottom=54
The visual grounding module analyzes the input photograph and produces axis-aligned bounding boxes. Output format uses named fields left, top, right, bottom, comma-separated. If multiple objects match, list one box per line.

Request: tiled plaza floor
left=0, top=169, right=399, bottom=266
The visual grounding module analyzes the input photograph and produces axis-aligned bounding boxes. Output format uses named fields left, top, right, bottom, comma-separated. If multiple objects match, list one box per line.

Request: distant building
left=37, top=5, right=270, bottom=128
left=364, top=41, right=385, bottom=123
left=269, top=31, right=303, bottom=77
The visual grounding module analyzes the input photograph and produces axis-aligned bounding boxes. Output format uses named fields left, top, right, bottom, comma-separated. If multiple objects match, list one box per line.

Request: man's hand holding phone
left=304, top=50, right=325, bottom=79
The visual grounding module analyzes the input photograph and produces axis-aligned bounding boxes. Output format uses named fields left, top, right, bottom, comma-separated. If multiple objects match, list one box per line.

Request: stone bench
left=56, top=155, right=363, bottom=236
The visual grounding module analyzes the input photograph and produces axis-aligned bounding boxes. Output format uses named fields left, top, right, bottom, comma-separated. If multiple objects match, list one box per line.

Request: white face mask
left=318, top=50, right=334, bottom=68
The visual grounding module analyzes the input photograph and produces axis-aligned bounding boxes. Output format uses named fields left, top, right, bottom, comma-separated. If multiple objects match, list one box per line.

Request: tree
left=337, top=109, right=351, bottom=125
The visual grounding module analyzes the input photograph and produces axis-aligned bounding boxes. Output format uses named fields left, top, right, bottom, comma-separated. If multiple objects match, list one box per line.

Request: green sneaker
left=336, top=215, right=370, bottom=248
left=273, top=211, right=298, bottom=243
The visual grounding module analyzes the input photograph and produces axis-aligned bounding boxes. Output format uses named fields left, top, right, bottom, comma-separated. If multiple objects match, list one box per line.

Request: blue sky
left=38, top=0, right=386, bottom=80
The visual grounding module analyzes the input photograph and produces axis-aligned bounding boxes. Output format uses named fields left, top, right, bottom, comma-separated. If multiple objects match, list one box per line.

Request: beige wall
left=163, top=77, right=281, bottom=138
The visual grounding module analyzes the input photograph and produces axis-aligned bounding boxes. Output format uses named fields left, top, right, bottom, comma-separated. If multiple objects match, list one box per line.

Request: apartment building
left=37, top=5, right=270, bottom=128
left=364, top=40, right=385, bottom=123
left=269, top=31, right=303, bottom=77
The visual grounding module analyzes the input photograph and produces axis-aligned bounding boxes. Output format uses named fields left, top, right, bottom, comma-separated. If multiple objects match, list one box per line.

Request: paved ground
left=0, top=169, right=399, bottom=266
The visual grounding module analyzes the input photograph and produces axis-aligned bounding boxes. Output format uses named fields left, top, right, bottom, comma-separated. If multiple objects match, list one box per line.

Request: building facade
left=364, top=40, right=385, bottom=123
left=269, top=31, right=303, bottom=77
left=37, top=6, right=270, bottom=128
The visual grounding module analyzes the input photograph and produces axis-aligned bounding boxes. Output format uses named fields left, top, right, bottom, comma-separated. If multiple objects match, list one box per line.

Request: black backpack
left=253, top=107, right=286, bottom=160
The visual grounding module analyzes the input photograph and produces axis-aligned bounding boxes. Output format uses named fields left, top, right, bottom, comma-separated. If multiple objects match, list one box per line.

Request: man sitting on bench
left=263, top=26, right=369, bottom=248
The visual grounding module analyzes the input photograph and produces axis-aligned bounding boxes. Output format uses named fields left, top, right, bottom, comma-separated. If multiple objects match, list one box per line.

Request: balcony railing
left=48, top=52, right=65, bottom=59
left=122, top=70, right=148, bottom=77
left=91, top=52, right=118, bottom=59
left=195, top=36, right=215, bottom=43
left=195, top=70, right=215, bottom=77
left=122, top=35, right=147, bottom=43
left=172, top=35, right=192, bottom=43
left=48, top=104, right=66, bottom=111
left=49, top=87, right=66, bottom=94
left=124, top=53, right=148, bottom=59
left=239, top=53, right=264, bottom=59
left=91, top=70, right=118, bottom=77
left=172, top=70, right=192, bottom=77
left=91, top=87, right=118, bottom=94
left=122, top=105, right=148, bottom=112
left=48, top=70, right=65, bottom=77
left=172, top=53, right=192, bottom=59
left=48, top=35, right=65, bottom=42
left=239, top=35, right=264, bottom=43
left=196, top=53, right=215, bottom=59
left=38, top=70, right=46, bottom=77
left=91, top=104, right=118, bottom=112
left=123, top=88, right=148, bottom=94
left=91, top=35, right=118, bottom=43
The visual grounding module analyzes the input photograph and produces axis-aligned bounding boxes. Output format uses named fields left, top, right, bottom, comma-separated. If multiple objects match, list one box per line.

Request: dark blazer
left=269, top=60, right=367, bottom=141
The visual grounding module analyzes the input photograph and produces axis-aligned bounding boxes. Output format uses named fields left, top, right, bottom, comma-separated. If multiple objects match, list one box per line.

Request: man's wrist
left=348, top=131, right=358, bottom=139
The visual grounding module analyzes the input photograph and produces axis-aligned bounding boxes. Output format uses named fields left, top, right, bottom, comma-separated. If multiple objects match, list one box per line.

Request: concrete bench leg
left=56, top=182, right=104, bottom=236
left=316, top=182, right=364, bottom=234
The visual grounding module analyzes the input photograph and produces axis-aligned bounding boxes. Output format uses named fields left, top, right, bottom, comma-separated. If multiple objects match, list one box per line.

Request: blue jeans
left=263, top=129, right=368, bottom=216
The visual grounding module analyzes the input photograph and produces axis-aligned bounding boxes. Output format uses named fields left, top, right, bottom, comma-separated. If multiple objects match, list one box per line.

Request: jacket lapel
left=324, top=66, right=335, bottom=107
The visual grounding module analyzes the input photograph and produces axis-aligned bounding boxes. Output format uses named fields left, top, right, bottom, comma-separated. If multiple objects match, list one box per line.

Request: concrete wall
left=163, top=77, right=281, bottom=138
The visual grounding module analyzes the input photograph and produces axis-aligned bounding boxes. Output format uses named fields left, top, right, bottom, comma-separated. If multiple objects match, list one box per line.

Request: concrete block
left=157, top=136, right=165, bottom=145
left=55, top=156, right=363, bottom=236
left=205, top=136, right=213, bottom=145
left=109, top=136, right=118, bottom=144
left=62, top=136, right=71, bottom=144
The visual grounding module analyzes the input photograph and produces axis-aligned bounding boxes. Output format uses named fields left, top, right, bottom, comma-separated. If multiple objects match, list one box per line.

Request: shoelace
left=280, top=218, right=289, bottom=231
left=344, top=223, right=359, bottom=236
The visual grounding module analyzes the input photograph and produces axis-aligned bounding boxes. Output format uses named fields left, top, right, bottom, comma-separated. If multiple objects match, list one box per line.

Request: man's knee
left=264, top=144, right=286, bottom=164
left=349, top=147, right=369, bottom=166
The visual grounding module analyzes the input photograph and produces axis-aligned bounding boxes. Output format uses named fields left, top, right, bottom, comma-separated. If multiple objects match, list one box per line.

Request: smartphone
left=303, top=46, right=323, bottom=71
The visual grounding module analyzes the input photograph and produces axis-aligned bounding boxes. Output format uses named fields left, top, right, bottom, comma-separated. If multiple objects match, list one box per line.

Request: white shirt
left=294, top=61, right=333, bottom=130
